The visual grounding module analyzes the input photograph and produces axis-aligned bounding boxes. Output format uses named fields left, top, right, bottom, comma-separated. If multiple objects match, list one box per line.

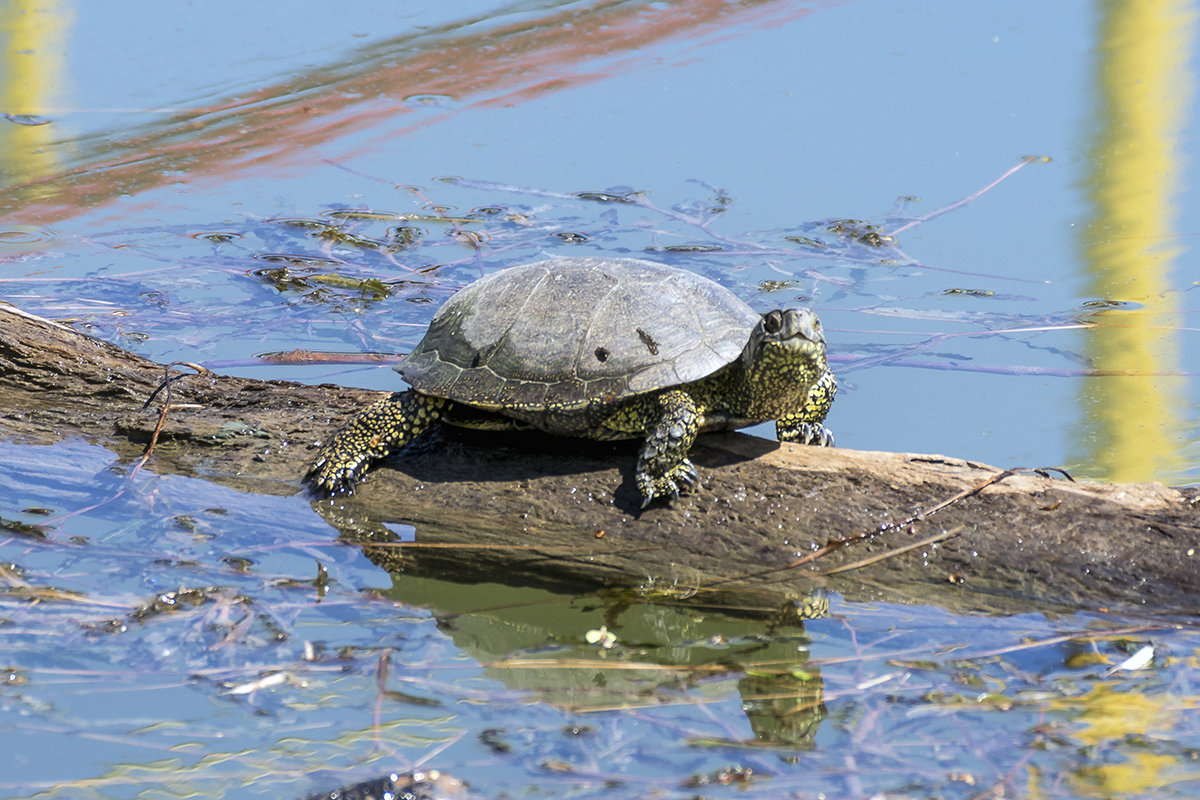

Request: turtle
left=307, top=256, right=836, bottom=507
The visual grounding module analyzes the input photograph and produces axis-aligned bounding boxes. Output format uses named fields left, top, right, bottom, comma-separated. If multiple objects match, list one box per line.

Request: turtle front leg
left=777, top=369, right=837, bottom=446
left=635, top=389, right=701, bottom=508
left=307, top=390, right=446, bottom=495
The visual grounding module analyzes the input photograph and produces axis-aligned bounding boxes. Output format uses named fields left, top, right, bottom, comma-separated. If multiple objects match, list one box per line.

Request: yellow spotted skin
left=593, top=308, right=835, bottom=506
left=308, top=392, right=446, bottom=494
left=306, top=306, right=835, bottom=505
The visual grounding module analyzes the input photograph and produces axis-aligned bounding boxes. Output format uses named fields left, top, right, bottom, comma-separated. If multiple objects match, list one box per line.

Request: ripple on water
left=3, top=113, right=51, bottom=126
left=0, top=226, right=57, bottom=246
left=403, top=93, right=456, bottom=108
left=189, top=231, right=244, bottom=243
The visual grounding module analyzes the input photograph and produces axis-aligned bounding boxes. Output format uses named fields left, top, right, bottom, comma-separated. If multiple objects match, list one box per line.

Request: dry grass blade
left=817, top=525, right=966, bottom=576
left=132, top=361, right=208, bottom=479
left=702, top=466, right=1075, bottom=589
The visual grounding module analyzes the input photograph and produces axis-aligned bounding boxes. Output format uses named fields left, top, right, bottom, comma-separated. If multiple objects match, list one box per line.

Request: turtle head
left=737, top=308, right=830, bottom=415
left=745, top=308, right=826, bottom=364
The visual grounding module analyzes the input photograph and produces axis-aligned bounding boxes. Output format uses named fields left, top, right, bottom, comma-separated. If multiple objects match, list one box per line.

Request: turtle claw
left=810, top=424, right=835, bottom=447
left=637, top=458, right=699, bottom=508
left=323, top=474, right=358, bottom=497
left=306, top=454, right=368, bottom=497
left=782, top=422, right=834, bottom=447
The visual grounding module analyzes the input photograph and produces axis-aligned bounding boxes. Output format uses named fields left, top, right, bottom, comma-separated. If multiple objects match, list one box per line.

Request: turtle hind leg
left=633, top=389, right=701, bottom=508
left=307, top=390, right=446, bottom=495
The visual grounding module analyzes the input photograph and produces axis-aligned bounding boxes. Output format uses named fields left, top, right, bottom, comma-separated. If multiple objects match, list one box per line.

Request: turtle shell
left=398, top=257, right=760, bottom=422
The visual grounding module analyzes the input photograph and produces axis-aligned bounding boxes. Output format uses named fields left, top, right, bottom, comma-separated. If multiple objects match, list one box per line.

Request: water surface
left=2, top=1, right=1199, bottom=797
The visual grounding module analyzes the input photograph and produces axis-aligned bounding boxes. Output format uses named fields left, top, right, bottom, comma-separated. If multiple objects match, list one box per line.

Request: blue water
left=2, top=1, right=1199, bottom=797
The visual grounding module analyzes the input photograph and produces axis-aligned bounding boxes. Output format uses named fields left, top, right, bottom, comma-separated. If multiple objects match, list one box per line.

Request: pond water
left=2, top=0, right=1199, bottom=798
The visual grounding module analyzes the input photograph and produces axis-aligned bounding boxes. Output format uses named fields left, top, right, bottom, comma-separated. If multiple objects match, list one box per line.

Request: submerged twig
left=373, top=648, right=391, bottom=748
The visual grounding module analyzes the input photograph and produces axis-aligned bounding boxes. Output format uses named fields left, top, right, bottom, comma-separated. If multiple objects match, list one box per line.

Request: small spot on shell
left=636, top=328, right=659, bottom=355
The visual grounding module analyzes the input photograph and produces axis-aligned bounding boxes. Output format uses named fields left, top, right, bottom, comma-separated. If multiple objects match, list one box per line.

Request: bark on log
left=2, top=304, right=1197, bottom=616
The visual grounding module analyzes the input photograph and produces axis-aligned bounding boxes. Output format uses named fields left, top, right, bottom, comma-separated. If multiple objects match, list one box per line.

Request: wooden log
left=2, top=304, right=1197, bottom=616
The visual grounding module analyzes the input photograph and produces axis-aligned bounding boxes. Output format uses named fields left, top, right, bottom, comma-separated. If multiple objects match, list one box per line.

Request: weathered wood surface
left=2, top=304, right=1197, bottom=615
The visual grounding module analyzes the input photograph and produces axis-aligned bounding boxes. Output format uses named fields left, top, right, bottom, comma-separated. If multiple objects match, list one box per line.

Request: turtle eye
left=763, top=311, right=783, bottom=334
